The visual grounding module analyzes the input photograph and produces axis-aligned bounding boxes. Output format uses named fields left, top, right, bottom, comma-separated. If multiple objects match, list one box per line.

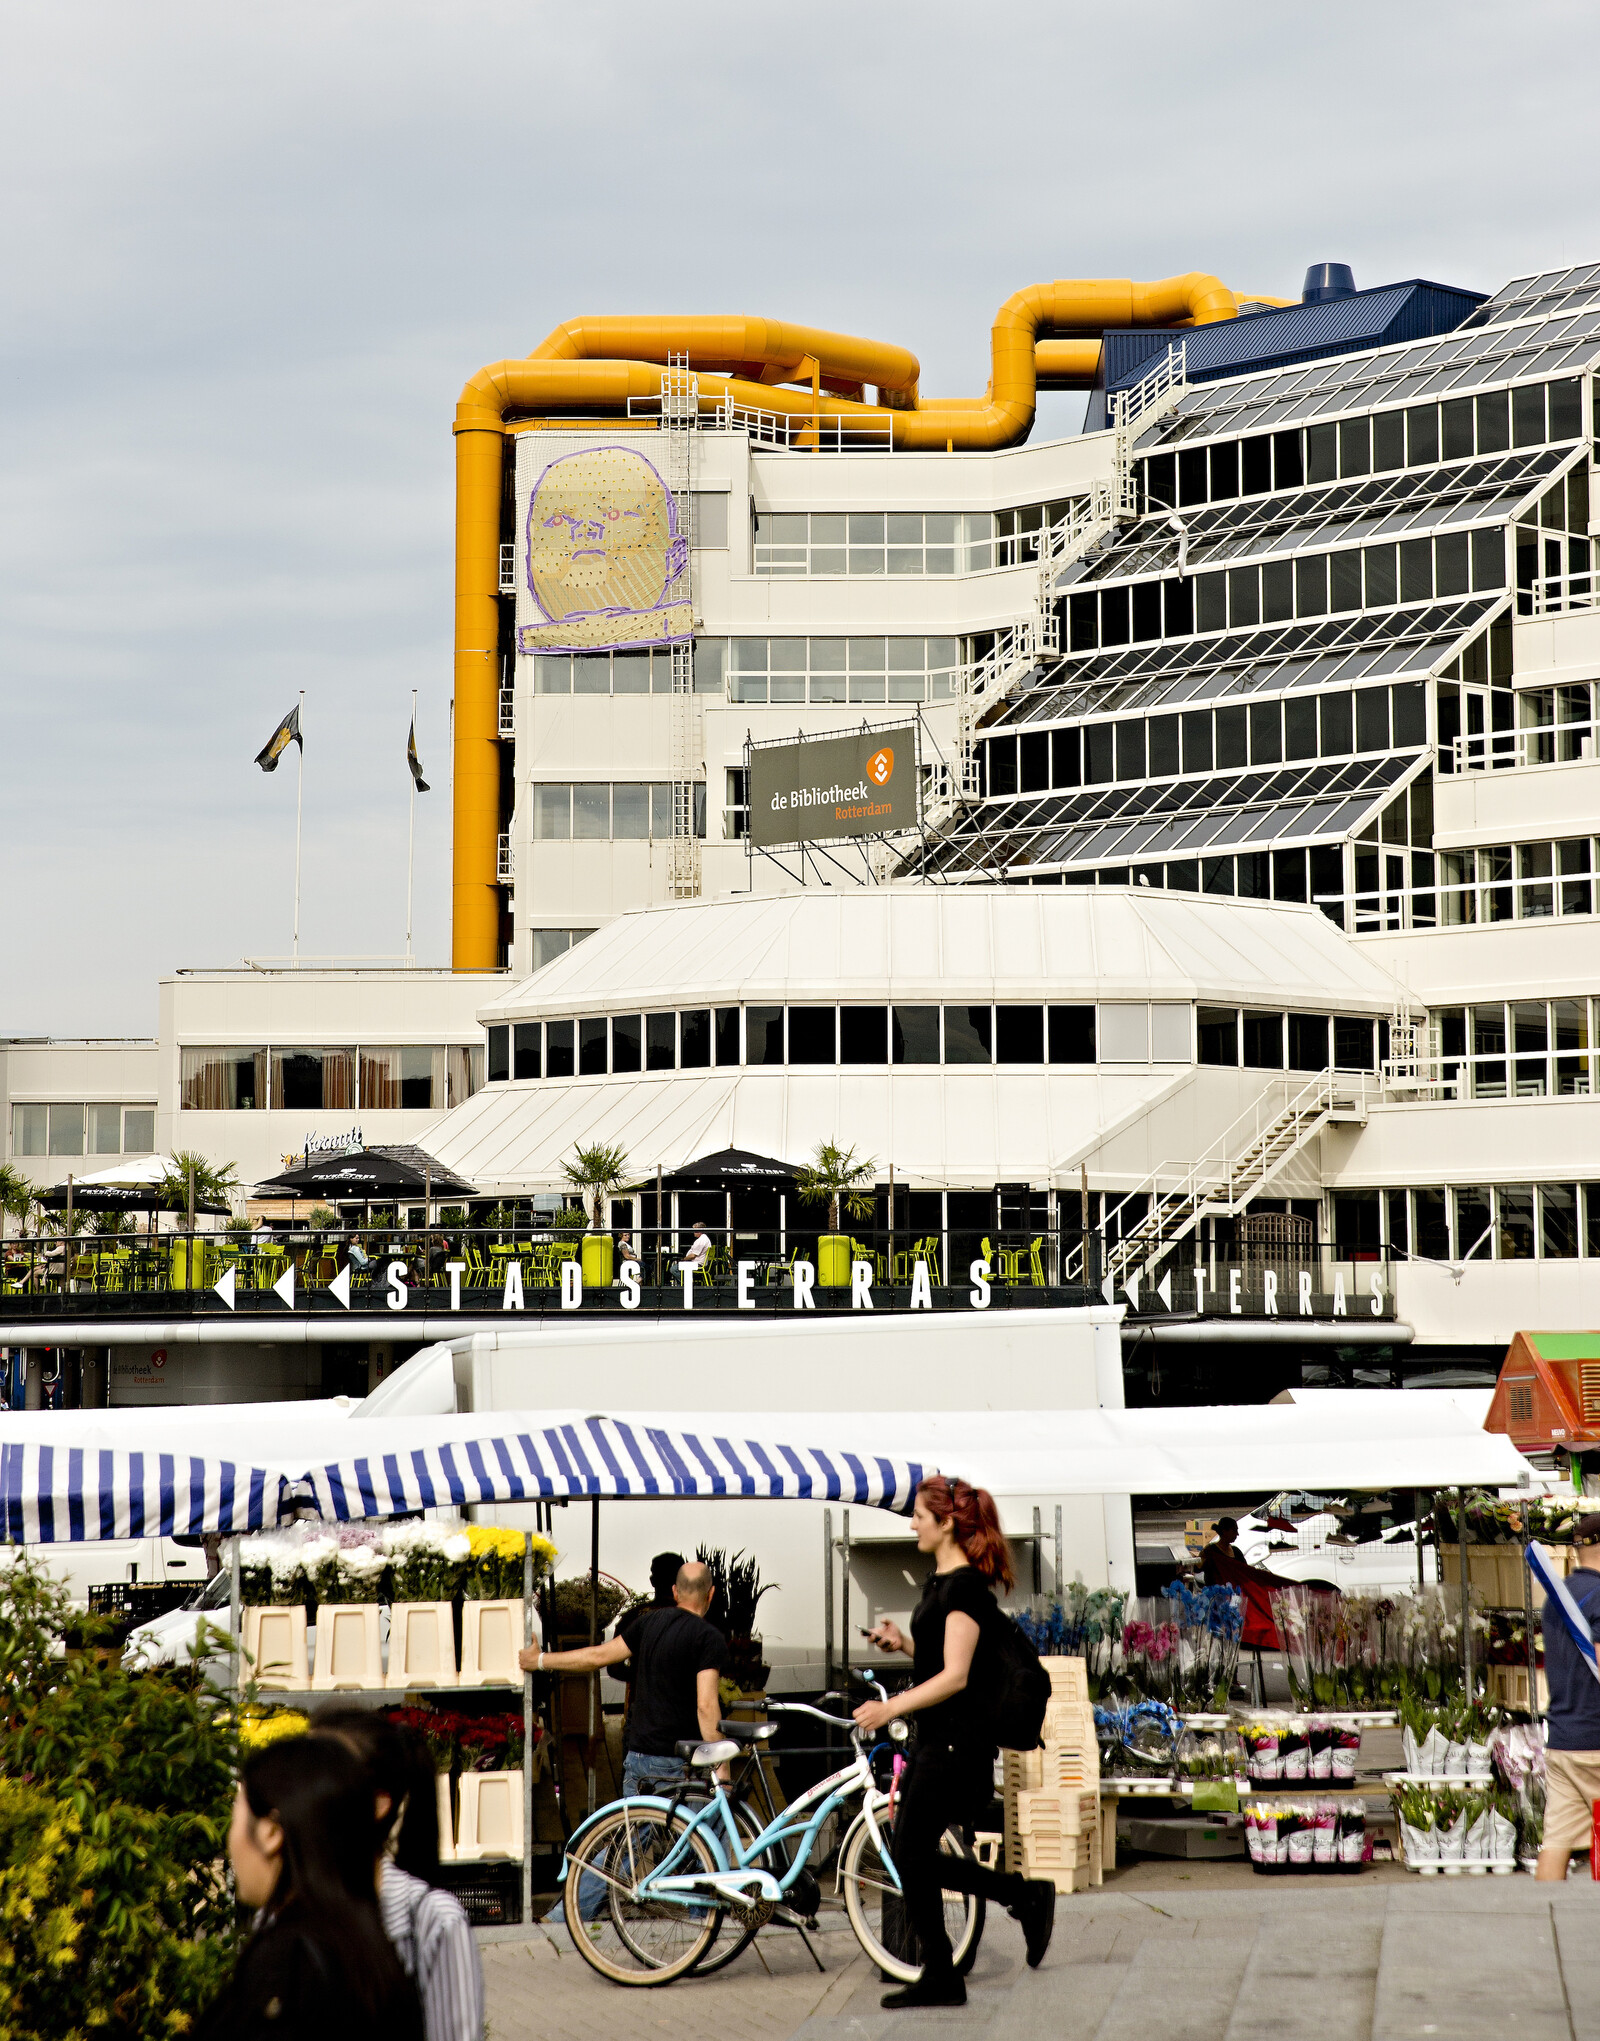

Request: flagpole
left=406, top=689, right=417, bottom=963
left=292, top=689, right=305, bottom=964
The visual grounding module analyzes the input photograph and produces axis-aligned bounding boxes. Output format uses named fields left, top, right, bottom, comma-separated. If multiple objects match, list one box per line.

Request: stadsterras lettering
left=750, top=728, right=918, bottom=849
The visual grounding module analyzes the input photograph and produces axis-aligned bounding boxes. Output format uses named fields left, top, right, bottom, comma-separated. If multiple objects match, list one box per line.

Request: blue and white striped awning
left=304, top=1415, right=926, bottom=1521
left=0, top=1442, right=295, bottom=1543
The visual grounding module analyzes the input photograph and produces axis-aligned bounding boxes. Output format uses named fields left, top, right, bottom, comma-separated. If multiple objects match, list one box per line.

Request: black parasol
left=252, top=1146, right=474, bottom=1200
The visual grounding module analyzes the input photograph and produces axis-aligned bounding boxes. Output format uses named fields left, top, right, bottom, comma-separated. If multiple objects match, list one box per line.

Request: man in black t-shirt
left=521, top=1559, right=728, bottom=1797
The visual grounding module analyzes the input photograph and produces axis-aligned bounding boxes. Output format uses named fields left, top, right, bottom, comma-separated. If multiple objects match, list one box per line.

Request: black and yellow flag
left=255, top=704, right=302, bottom=773
left=407, top=714, right=430, bottom=793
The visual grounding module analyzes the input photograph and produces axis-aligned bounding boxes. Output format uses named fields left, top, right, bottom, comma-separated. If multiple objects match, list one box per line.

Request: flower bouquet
left=1122, top=1603, right=1180, bottom=1704
left=313, top=1526, right=392, bottom=1606
left=464, top=1524, right=548, bottom=1600
left=387, top=1520, right=471, bottom=1603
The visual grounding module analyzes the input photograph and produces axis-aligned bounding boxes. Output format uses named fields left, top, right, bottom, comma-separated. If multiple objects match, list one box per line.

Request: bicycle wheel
left=562, top=1803, right=724, bottom=1986
left=689, top=1797, right=772, bottom=1976
left=839, top=1816, right=984, bottom=1984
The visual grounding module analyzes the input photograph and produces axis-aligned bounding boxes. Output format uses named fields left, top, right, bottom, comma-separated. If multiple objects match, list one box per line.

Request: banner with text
left=750, top=727, right=918, bottom=849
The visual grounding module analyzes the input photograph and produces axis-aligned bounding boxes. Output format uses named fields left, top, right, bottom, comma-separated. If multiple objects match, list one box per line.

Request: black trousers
left=892, top=1739, right=1027, bottom=1978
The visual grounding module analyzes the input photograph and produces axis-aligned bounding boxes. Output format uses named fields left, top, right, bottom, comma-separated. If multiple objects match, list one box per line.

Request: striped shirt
left=379, top=1862, right=485, bottom=2041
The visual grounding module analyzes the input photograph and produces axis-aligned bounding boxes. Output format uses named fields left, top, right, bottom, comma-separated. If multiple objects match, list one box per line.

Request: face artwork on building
left=518, top=445, right=691, bottom=653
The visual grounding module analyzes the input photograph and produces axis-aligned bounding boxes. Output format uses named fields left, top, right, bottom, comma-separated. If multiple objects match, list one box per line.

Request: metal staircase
left=918, top=343, right=1188, bottom=842
left=1099, top=1067, right=1367, bottom=1290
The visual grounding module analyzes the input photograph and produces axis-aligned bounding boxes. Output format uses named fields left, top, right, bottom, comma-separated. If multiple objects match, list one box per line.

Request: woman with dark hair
left=855, top=1474, right=1056, bottom=2010
left=195, top=1737, right=422, bottom=2041
left=312, top=1710, right=485, bottom=2041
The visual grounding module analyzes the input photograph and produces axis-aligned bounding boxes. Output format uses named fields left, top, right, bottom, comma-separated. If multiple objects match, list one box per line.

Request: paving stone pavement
left=483, top=1882, right=1600, bottom=2041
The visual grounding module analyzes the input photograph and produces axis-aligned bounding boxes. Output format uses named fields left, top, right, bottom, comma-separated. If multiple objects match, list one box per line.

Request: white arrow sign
left=1124, top=1272, right=1141, bottom=1312
left=214, top=1265, right=236, bottom=1310
left=1157, top=1270, right=1173, bottom=1311
left=273, top=1263, right=296, bottom=1309
left=328, top=1263, right=351, bottom=1309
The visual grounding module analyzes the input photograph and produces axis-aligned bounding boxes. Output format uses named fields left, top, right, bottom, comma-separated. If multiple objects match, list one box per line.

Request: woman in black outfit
left=194, top=1737, right=424, bottom=2041
left=856, top=1474, right=1056, bottom=2009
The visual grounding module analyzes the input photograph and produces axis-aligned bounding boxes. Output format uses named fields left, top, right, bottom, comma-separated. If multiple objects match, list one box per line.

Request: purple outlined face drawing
left=521, top=445, right=690, bottom=652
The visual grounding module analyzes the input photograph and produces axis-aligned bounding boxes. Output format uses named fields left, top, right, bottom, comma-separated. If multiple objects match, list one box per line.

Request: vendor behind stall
left=1202, top=1517, right=1296, bottom=1649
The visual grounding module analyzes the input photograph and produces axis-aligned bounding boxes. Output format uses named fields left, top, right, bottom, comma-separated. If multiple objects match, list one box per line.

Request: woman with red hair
left=855, top=1474, right=1055, bottom=2008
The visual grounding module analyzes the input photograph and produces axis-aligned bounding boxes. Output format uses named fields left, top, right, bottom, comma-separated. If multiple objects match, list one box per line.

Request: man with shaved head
left=521, top=1556, right=727, bottom=1800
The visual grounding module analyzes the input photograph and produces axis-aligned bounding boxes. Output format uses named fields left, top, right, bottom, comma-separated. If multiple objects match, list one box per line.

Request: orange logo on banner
left=867, top=747, right=894, bottom=786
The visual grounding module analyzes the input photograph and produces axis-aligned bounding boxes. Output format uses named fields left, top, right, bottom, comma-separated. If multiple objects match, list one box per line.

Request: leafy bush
left=0, top=1561, right=239, bottom=2037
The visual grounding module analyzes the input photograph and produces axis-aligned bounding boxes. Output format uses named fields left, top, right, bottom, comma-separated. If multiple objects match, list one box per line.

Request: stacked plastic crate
left=1001, top=1656, right=1102, bottom=1893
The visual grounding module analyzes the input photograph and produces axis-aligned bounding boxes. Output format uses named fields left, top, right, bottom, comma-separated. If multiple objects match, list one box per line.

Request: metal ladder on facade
left=1098, top=1066, right=1365, bottom=1290
left=660, top=354, right=702, bottom=899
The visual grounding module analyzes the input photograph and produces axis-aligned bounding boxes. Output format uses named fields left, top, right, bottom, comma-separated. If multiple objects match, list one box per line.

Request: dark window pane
left=1181, top=709, right=1214, bottom=773
left=1196, top=571, right=1227, bottom=632
left=1311, top=844, right=1343, bottom=920
left=1334, top=1017, right=1374, bottom=1071
left=1306, top=422, right=1337, bottom=482
left=892, top=1005, right=940, bottom=1064
left=487, top=1025, right=509, bottom=1082
left=512, top=1021, right=540, bottom=1080
left=1144, top=453, right=1176, bottom=511
left=746, top=1005, right=783, bottom=1064
left=1415, top=1188, right=1449, bottom=1258
left=1228, top=565, right=1260, bottom=627
left=679, top=1010, right=710, bottom=1069
left=786, top=1005, right=835, bottom=1063
left=995, top=1005, right=1044, bottom=1063
left=1550, top=377, right=1583, bottom=441
left=1338, top=416, right=1370, bottom=477
left=1288, top=1012, right=1328, bottom=1069
left=1330, top=549, right=1362, bottom=612
left=1020, top=731, right=1050, bottom=792
left=1115, top=719, right=1146, bottom=780
left=1178, top=448, right=1208, bottom=506
left=1434, top=530, right=1470, bottom=597
left=612, top=1014, right=641, bottom=1072
left=1051, top=727, right=1081, bottom=788
left=839, top=1005, right=888, bottom=1064
left=1215, top=704, right=1248, bottom=769
left=1441, top=396, right=1474, bottom=461
left=1273, top=430, right=1304, bottom=489
left=1085, top=723, right=1114, bottom=783
left=1131, top=582, right=1162, bottom=642
left=1295, top=553, right=1327, bottom=617
left=1399, top=536, right=1432, bottom=603
left=1320, top=692, right=1353, bottom=755
left=646, top=1012, right=676, bottom=1070
left=1148, top=714, right=1181, bottom=777
left=1249, top=700, right=1282, bottom=764
left=1356, top=688, right=1390, bottom=751
left=546, top=1019, right=575, bottom=1079
left=1209, top=442, right=1240, bottom=499
left=1243, top=1011, right=1284, bottom=1068
left=1163, top=577, right=1194, bottom=637
left=1100, top=584, right=1129, bottom=645
left=1203, top=855, right=1234, bottom=895
left=1364, top=545, right=1397, bottom=607
left=715, top=1006, right=741, bottom=1066
left=1511, top=383, right=1545, bottom=447
left=1198, top=1006, right=1239, bottom=1065
left=1406, top=405, right=1439, bottom=465
left=1273, top=847, right=1308, bottom=902
left=1475, top=390, right=1509, bottom=454
left=579, top=1017, right=608, bottom=1075
left=943, top=1005, right=992, bottom=1063
left=1262, top=559, right=1294, bottom=623
left=1391, top=682, right=1426, bottom=747
left=1241, top=435, right=1272, bottom=494
left=1069, top=591, right=1098, bottom=651
left=1237, top=850, right=1269, bottom=898
left=989, top=735, right=1018, bottom=796
left=1284, top=696, right=1318, bottom=759
left=1048, top=1005, right=1095, bottom=1062
left=1471, top=526, right=1505, bottom=591
left=1167, top=859, right=1199, bottom=892
left=1371, top=411, right=1405, bottom=472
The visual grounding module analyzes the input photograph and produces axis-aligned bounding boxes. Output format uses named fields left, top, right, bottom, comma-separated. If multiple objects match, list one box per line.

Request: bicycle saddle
left=676, top=1739, right=740, bottom=1767
left=716, top=1719, right=779, bottom=1744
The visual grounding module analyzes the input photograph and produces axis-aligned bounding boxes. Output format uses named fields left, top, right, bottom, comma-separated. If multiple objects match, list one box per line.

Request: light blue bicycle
left=560, top=1677, right=985, bottom=1986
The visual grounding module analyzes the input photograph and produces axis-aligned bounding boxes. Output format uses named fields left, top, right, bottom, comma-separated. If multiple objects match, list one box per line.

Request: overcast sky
left=4, top=0, right=1598, bottom=1036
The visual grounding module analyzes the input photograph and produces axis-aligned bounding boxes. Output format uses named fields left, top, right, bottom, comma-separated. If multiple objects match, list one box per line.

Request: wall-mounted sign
left=749, top=727, right=918, bottom=850
left=516, top=444, right=690, bottom=655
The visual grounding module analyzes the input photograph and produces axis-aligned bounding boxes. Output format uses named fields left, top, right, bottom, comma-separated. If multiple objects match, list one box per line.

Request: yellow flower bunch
left=465, top=1525, right=525, bottom=1559
left=237, top=1707, right=310, bottom=1751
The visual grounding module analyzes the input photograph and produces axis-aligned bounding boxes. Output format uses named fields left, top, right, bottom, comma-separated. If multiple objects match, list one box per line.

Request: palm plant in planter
left=697, top=1545, right=778, bottom=1694
left=561, top=1142, right=629, bottom=1287
left=0, top=1163, right=36, bottom=1242
left=795, top=1140, right=876, bottom=1287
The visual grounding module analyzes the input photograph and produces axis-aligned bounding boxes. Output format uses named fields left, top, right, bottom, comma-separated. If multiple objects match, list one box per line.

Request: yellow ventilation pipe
left=451, top=274, right=1257, bottom=967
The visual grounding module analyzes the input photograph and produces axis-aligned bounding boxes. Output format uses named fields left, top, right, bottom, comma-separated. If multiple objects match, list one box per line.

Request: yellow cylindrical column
left=452, top=420, right=503, bottom=973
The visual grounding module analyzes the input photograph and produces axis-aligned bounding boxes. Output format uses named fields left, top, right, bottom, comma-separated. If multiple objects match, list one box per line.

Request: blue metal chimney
left=1303, top=262, right=1356, bottom=303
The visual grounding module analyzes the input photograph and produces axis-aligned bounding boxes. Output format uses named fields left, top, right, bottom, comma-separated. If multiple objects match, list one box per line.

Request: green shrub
left=0, top=1562, right=239, bottom=2038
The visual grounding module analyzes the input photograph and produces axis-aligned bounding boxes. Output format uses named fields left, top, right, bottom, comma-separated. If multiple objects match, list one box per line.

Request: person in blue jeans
left=521, top=1560, right=728, bottom=1916
left=1535, top=1511, right=1600, bottom=1881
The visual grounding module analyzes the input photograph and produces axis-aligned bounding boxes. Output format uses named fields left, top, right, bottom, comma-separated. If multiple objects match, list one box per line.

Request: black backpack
left=980, top=1602, right=1052, bottom=1750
